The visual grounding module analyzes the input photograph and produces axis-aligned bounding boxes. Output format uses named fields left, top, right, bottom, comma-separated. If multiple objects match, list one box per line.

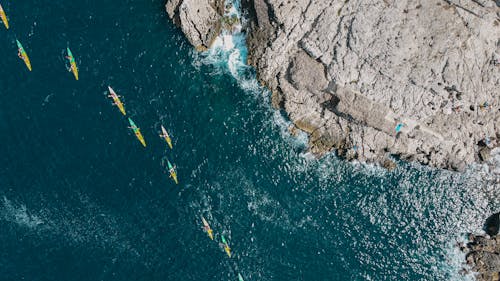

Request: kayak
left=0, top=4, right=9, bottom=29
left=16, top=40, right=32, bottom=71
left=167, top=159, right=178, bottom=184
left=221, top=235, right=231, bottom=258
left=107, top=86, right=126, bottom=115
left=160, top=125, right=173, bottom=149
left=66, top=48, right=79, bottom=80
left=201, top=216, right=214, bottom=240
left=238, top=273, right=244, bottom=281
left=128, top=118, right=146, bottom=147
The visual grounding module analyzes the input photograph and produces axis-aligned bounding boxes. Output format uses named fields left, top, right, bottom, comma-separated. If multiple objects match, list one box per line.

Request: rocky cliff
left=165, top=0, right=500, bottom=171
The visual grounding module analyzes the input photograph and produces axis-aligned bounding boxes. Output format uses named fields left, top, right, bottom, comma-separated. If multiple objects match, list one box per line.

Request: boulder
left=464, top=233, right=500, bottom=281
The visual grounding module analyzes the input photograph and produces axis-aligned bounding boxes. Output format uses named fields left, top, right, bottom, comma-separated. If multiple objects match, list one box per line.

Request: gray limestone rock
left=242, top=0, right=500, bottom=170
left=287, top=50, right=328, bottom=92
left=165, top=0, right=224, bottom=50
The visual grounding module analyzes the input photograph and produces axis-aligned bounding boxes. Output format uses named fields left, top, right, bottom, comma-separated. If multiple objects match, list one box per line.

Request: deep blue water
left=0, top=1, right=496, bottom=280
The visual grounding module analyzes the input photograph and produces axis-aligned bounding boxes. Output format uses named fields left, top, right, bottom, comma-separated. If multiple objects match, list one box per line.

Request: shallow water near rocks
left=0, top=0, right=496, bottom=280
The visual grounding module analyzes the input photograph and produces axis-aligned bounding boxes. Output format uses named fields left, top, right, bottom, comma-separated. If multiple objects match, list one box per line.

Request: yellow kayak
left=201, top=217, right=214, bottom=240
left=16, top=40, right=32, bottom=71
left=66, top=48, right=79, bottom=80
left=128, top=118, right=146, bottom=147
left=134, top=131, right=146, bottom=147
left=0, top=4, right=9, bottom=29
left=221, top=235, right=231, bottom=258
left=167, top=159, right=178, bottom=184
left=107, top=86, right=126, bottom=115
left=224, top=245, right=231, bottom=258
left=160, top=125, right=173, bottom=149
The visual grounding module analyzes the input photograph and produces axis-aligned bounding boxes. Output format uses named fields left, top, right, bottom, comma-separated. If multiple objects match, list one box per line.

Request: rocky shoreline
left=164, top=1, right=500, bottom=279
left=461, top=213, right=500, bottom=281
left=165, top=0, right=499, bottom=171
left=463, top=234, right=500, bottom=281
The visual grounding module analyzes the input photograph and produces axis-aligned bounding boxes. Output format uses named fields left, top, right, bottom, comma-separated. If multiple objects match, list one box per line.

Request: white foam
left=1, top=196, right=44, bottom=228
left=192, top=0, right=261, bottom=94
left=440, top=237, right=476, bottom=281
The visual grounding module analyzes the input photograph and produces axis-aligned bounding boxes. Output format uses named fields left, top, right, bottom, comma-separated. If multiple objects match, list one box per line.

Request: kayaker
left=65, top=56, right=73, bottom=72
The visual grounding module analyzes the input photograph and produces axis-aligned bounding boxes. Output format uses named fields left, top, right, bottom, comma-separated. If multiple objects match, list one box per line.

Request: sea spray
left=190, top=0, right=315, bottom=156
left=192, top=0, right=258, bottom=95
left=1, top=196, right=44, bottom=228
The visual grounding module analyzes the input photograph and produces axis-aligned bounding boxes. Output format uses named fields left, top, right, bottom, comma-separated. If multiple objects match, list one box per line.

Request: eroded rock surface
left=463, top=234, right=500, bottom=281
left=242, top=0, right=500, bottom=170
left=165, top=0, right=224, bottom=50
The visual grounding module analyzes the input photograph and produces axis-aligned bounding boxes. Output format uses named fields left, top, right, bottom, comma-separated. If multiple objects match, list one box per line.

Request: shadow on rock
left=484, top=212, right=500, bottom=236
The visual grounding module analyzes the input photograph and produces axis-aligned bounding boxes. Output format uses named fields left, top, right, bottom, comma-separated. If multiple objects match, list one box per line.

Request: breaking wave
left=191, top=0, right=264, bottom=97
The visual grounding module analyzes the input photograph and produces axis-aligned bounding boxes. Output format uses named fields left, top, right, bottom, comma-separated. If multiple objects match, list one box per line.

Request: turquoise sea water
left=0, top=1, right=496, bottom=280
